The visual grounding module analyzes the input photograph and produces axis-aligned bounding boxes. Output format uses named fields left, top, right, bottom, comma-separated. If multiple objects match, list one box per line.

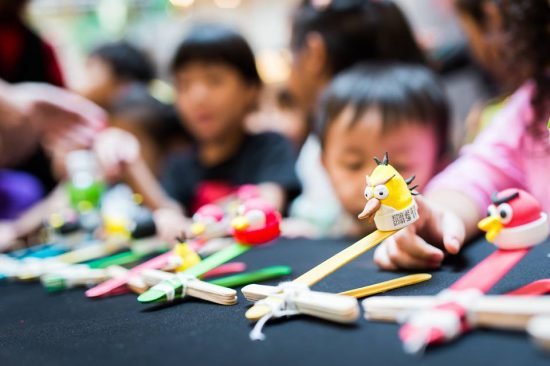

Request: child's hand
left=0, top=221, right=19, bottom=252
left=153, top=208, right=191, bottom=244
left=374, top=195, right=466, bottom=270
left=94, top=128, right=140, bottom=181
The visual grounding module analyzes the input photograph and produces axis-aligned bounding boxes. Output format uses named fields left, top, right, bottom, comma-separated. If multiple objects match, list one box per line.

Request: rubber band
left=250, top=282, right=309, bottom=341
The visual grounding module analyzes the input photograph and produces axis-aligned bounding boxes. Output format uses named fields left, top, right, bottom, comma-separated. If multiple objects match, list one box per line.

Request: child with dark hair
left=281, top=0, right=429, bottom=236
left=79, top=41, right=155, bottom=109
left=110, top=85, right=190, bottom=177
left=288, top=0, right=426, bottom=125
left=248, top=0, right=427, bottom=149
left=317, top=63, right=450, bottom=236
left=374, top=0, right=550, bottom=271
left=95, top=24, right=301, bottom=241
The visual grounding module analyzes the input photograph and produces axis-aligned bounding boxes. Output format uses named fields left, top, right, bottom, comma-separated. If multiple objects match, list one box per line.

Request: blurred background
left=26, top=0, right=486, bottom=146
left=28, top=0, right=462, bottom=83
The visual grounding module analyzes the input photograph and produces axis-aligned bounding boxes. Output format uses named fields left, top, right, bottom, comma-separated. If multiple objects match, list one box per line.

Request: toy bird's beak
left=358, top=199, right=381, bottom=221
left=478, top=216, right=503, bottom=242
left=232, top=216, right=249, bottom=231
left=190, top=222, right=206, bottom=236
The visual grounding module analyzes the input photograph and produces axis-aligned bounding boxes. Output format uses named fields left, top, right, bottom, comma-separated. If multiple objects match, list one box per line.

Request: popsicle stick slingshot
left=128, top=266, right=291, bottom=294
left=397, top=189, right=549, bottom=354
left=243, top=154, right=425, bottom=339
left=137, top=199, right=282, bottom=305
left=241, top=273, right=431, bottom=340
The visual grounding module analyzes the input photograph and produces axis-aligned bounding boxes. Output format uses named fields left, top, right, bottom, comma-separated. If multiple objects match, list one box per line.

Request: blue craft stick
left=26, top=246, right=67, bottom=259
left=9, top=243, right=67, bottom=260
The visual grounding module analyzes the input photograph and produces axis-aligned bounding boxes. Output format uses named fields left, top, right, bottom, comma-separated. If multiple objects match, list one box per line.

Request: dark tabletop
left=1, top=236, right=550, bottom=366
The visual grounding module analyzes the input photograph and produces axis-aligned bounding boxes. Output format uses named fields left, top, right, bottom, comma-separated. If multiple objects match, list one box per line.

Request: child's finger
left=441, top=211, right=465, bottom=255
left=373, top=243, right=398, bottom=271
left=385, top=237, right=442, bottom=270
left=392, top=227, right=445, bottom=262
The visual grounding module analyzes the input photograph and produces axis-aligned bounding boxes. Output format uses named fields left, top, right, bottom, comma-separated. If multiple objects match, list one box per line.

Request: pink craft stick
left=507, top=278, right=550, bottom=296
left=85, top=251, right=175, bottom=298
left=201, top=262, right=246, bottom=279
left=449, top=249, right=529, bottom=292
left=400, top=249, right=531, bottom=351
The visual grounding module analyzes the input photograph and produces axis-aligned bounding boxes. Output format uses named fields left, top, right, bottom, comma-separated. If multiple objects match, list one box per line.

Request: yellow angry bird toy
left=358, top=152, right=419, bottom=231
left=172, top=236, right=201, bottom=272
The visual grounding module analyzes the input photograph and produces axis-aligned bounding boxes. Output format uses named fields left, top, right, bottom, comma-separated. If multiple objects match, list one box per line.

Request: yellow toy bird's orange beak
left=358, top=199, right=381, bottom=221
left=190, top=222, right=206, bottom=237
left=478, top=216, right=503, bottom=242
left=231, top=216, right=249, bottom=231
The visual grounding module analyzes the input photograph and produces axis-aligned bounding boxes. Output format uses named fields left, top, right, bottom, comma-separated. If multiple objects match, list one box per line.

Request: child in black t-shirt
left=94, top=24, right=301, bottom=241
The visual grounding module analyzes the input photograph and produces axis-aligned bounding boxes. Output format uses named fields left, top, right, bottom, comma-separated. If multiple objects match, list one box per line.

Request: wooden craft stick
left=137, top=244, right=250, bottom=304
left=55, top=240, right=127, bottom=265
left=528, top=316, right=550, bottom=351
left=339, top=274, right=432, bottom=298
left=450, top=249, right=529, bottom=292
left=85, top=251, right=175, bottom=298
left=363, top=295, right=550, bottom=330
left=245, top=154, right=421, bottom=324
left=293, top=230, right=396, bottom=287
left=128, top=264, right=283, bottom=294
left=399, top=189, right=549, bottom=352
left=242, top=273, right=430, bottom=321
left=506, top=279, right=550, bottom=296
left=41, top=265, right=128, bottom=292
left=245, top=230, right=395, bottom=321
left=137, top=273, right=237, bottom=305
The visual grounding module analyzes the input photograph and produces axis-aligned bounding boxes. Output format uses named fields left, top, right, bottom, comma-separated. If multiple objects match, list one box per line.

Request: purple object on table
left=0, top=170, right=44, bottom=219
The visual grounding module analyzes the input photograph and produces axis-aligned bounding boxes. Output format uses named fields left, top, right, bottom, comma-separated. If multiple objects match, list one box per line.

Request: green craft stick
left=209, top=266, right=292, bottom=288
left=182, top=243, right=250, bottom=278
left=137, top=243, right=250, bottom=304
left=87, top=251, right=144, bottom=269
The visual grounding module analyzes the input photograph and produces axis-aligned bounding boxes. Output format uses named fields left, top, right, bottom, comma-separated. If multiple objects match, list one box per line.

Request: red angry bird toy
left=190, top=204, right=228, bottom=239
left=478, top=189, right=549, bottom=250
left=231, top=199, right=281, bottom=245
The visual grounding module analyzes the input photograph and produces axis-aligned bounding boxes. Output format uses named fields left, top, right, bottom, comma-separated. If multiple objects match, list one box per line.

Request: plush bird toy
left=171, top=237, right=202, bottom=272
left=478, top=189, right=549, bottom=250
left=358, top=153, right=419, bottom=231
left=399, top=188, right=549, bottom=353
left=189, top=204, right=228, bottom=240
left=231, top=199, right=281, bottom=245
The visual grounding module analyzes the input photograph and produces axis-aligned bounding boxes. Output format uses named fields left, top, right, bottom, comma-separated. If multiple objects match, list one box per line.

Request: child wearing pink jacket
left=375, top=0, right=550, bottom=270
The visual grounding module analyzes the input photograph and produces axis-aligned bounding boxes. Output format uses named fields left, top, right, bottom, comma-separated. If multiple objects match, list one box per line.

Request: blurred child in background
left=317, top=63, right=450, bottom=237
left=280, top=0, right=428, bottom=236
left=95, top=24, right=301, bottom=241
left=454, top=0, right=540, bottom=142
left=374, top=0, right=549, bottom=270
left=110, top=86, right=190, bottom=177
left=77, top=41, right=155, bottom=111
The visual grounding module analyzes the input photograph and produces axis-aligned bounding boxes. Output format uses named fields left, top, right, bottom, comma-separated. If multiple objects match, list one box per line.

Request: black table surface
left=1, top=236, right=550, bottom=366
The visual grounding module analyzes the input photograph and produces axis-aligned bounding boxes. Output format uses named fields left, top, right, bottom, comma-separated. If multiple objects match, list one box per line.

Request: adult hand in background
left=93, top=127, right=141, bottom=182
left=9, top=82, right=106, bottom=147
left=0, top=81, right=106, bottom=167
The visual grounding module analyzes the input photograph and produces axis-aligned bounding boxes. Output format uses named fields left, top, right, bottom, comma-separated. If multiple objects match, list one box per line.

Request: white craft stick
left=241, top=284, right=277, bottom=302
left=362, top=295, right=550, bottom=330
left=186, top=279, right=238, bottom=305
left=242, top=284, right=359, bottom=323
left=528, top=316, right=550, bottom=351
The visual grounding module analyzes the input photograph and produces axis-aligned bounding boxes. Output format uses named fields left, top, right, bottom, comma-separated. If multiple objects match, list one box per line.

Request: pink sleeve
left=426, top=84, right=534, bottom=216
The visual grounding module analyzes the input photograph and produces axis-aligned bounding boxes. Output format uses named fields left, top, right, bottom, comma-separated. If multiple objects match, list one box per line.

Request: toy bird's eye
left=237, top=205, right=246, bottom=216
left=497, top=203, right=513, bottom=224
left=364, top=187, right=373, bottom=200
left=374, top=185, right=389, bottom=200
left=487, top=205, right=497, bottom=217
left=245, top=209, right=266, bottom=229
